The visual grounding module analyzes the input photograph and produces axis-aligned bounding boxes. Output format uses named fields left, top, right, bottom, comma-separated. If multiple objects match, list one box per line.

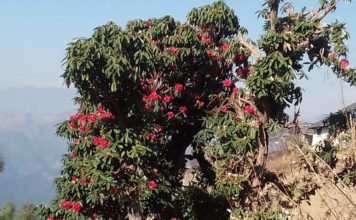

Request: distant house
left=299, top=102, right=356, bottom=146
left=299, top=121, right=329, bottom=146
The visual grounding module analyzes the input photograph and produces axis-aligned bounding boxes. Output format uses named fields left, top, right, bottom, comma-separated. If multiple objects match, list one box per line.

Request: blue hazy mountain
left=0, top=87, right=77, bottom=207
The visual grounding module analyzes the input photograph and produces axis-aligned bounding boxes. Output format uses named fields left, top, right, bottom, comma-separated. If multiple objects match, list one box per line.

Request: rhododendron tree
left=37, top=1, right=355, bottom=219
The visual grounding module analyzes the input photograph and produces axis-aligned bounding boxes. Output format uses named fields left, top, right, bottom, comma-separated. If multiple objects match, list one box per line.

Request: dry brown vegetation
left=265, top=129, right=356, bottom=220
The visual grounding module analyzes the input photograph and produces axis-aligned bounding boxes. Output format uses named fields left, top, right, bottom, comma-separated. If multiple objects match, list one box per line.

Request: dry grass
left=265, top=132, right=356, bottom=220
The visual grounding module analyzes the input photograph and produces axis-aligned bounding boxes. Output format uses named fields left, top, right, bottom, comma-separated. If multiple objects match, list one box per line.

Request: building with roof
left=299, top=102, right=356, bottom=146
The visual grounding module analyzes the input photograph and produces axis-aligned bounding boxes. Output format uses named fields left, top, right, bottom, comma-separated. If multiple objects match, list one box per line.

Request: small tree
left=0, top=202, right=15, bottom=220
left=37, top=1, right=355, bottom=219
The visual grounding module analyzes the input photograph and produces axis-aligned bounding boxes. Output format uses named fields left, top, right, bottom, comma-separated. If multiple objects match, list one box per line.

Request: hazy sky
left=0, top=0, right=355, bottom=120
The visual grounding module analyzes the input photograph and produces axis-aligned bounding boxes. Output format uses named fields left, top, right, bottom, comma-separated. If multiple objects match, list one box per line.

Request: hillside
left=0, top=87, right=76, bottom=207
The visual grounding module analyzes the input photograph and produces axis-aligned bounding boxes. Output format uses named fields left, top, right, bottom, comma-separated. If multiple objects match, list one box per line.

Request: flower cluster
left=197, top=33, right=212, bottom=45
left=236, top=67, right=250, bottom=78
left=60, top=201, right=82, bottom=213
left=68, top=107, right=114, bottom=132
left=92, top=136, right=112, bottom=149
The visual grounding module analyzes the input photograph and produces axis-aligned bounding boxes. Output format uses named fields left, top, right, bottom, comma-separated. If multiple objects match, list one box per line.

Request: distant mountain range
left=0, top=87, right=77, bottom=207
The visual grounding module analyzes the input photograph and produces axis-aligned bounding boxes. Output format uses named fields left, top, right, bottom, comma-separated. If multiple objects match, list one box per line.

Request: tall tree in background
left=0, top=154, right=4, bottom=173
left=37, top=0, right=355, bottom=219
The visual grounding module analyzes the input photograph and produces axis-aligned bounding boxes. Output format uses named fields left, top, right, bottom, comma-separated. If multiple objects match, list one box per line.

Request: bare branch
left=237, top=31, right=262, bottom=60
left=312, top=0, right=340, bottom=21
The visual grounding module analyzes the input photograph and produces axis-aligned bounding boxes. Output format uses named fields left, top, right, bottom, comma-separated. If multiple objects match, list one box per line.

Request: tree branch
left=237, top=32, right=262, bottom=60
left=312, top=0, right=340, bottom=21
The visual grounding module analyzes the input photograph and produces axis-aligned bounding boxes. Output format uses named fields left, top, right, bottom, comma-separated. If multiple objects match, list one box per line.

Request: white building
left=299, top=121, right=329, bottom=147
left=299, top=102, right=356, bottom=147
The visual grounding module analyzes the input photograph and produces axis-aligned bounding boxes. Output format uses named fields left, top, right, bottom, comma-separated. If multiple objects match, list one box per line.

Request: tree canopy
left=36, top=1, right=355, bottom=219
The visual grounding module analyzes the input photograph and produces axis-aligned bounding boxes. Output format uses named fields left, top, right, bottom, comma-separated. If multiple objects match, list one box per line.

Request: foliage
left=0, top=202, right=15, bottom=220
left=325, top=111, right=352, bottom=135
left=36, top=0, right=356, bottom=219
left=13, top=204, right=36, bottom=220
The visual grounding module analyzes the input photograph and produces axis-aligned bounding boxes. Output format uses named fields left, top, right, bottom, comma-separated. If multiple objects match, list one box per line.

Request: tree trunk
left=256, top=124, right=268, bottom=167
left=127, top=196, right=143, bottom=220
left=252, top=119, right=269, bottom=188
left=269, top=0, right=279, bottom=32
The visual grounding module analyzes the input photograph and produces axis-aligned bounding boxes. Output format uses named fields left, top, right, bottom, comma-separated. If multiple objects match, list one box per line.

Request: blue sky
left=0, top=0, right=355, bottom=120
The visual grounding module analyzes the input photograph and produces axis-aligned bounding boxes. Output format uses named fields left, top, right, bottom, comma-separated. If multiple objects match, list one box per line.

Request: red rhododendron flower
left=223, top=79, right=232, bottom=87
left=244, top=105, right=254, bottom=114
left=174, top=84, right=184, bottom=93
left=235, top=54, right=245, bottom=63
left=166, top=47, right=178, bottom=55
left=236, top=68, right=243, bottom=76
left=88, top=114, right=98, bottom=122
left=80, top=178, right=88, bottom=186
left=163, top=96, right=173, bottom=103
left=92, top=136, right=101, bottom=145
left=219, top=105, right=228, bottom=113
left=167, top=111, right=175, bottom=119
left=99, top=139, right=111, bottom=149
left=79, top=125, right=87, bottom=132
left=71, top=176, right=78, bottom=184
left=71, top=152, right=77, bottom=158
left=147, top=79, right=154, bottom=84
left=329, top=53, right=337, bottom=59
left=179, top=106, right=188, bottom=113
left=160, top=106, right=166, bottom=112
left=236, top=67, right=250, bottom=77
left=145, top=104, right=153, bottom=110
left=101, top=111, right=113, bottom=119
left=233, top=87, right=239, bottom=94
left=69, top=123, right=78, bottom=130
left=194, top=94, right=201, bottom=100
left=148, top=181, right=157, bottom=189
left=148, top=91, right=162, bottom=101
left=243, top=67, right=250, bottom=75
left=79, top=116, right=88, bottom=123
left=146, top=21, right=151, bottom=27
left=153, top=168, right=158, bottom=173
left=155, top=127, right=163, bottom=133
left=216, top=54, right=222, bottom=61
left=199, top=34, right=212, bottom=45
left=60, top=201, right=72, bottom=209
left=47, top=216, right=55, bottom=220
left=198, top=101, right=204, bottom=108
left=207, top=49, right=214, bottom=58
left=149, top=133, right=156, bottom=141
left=340, top=59, right=349, bottom=69
left=71, top=202, right=81, bottom=213
left=93, top=213, right=97, bottom=219
left=221, top=43, right=229, bottom=52
left=69, top=115, right=78, bottom=121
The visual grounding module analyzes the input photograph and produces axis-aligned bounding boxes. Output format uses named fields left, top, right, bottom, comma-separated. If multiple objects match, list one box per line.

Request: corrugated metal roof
left=298, top=121, right=316, bottom=135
